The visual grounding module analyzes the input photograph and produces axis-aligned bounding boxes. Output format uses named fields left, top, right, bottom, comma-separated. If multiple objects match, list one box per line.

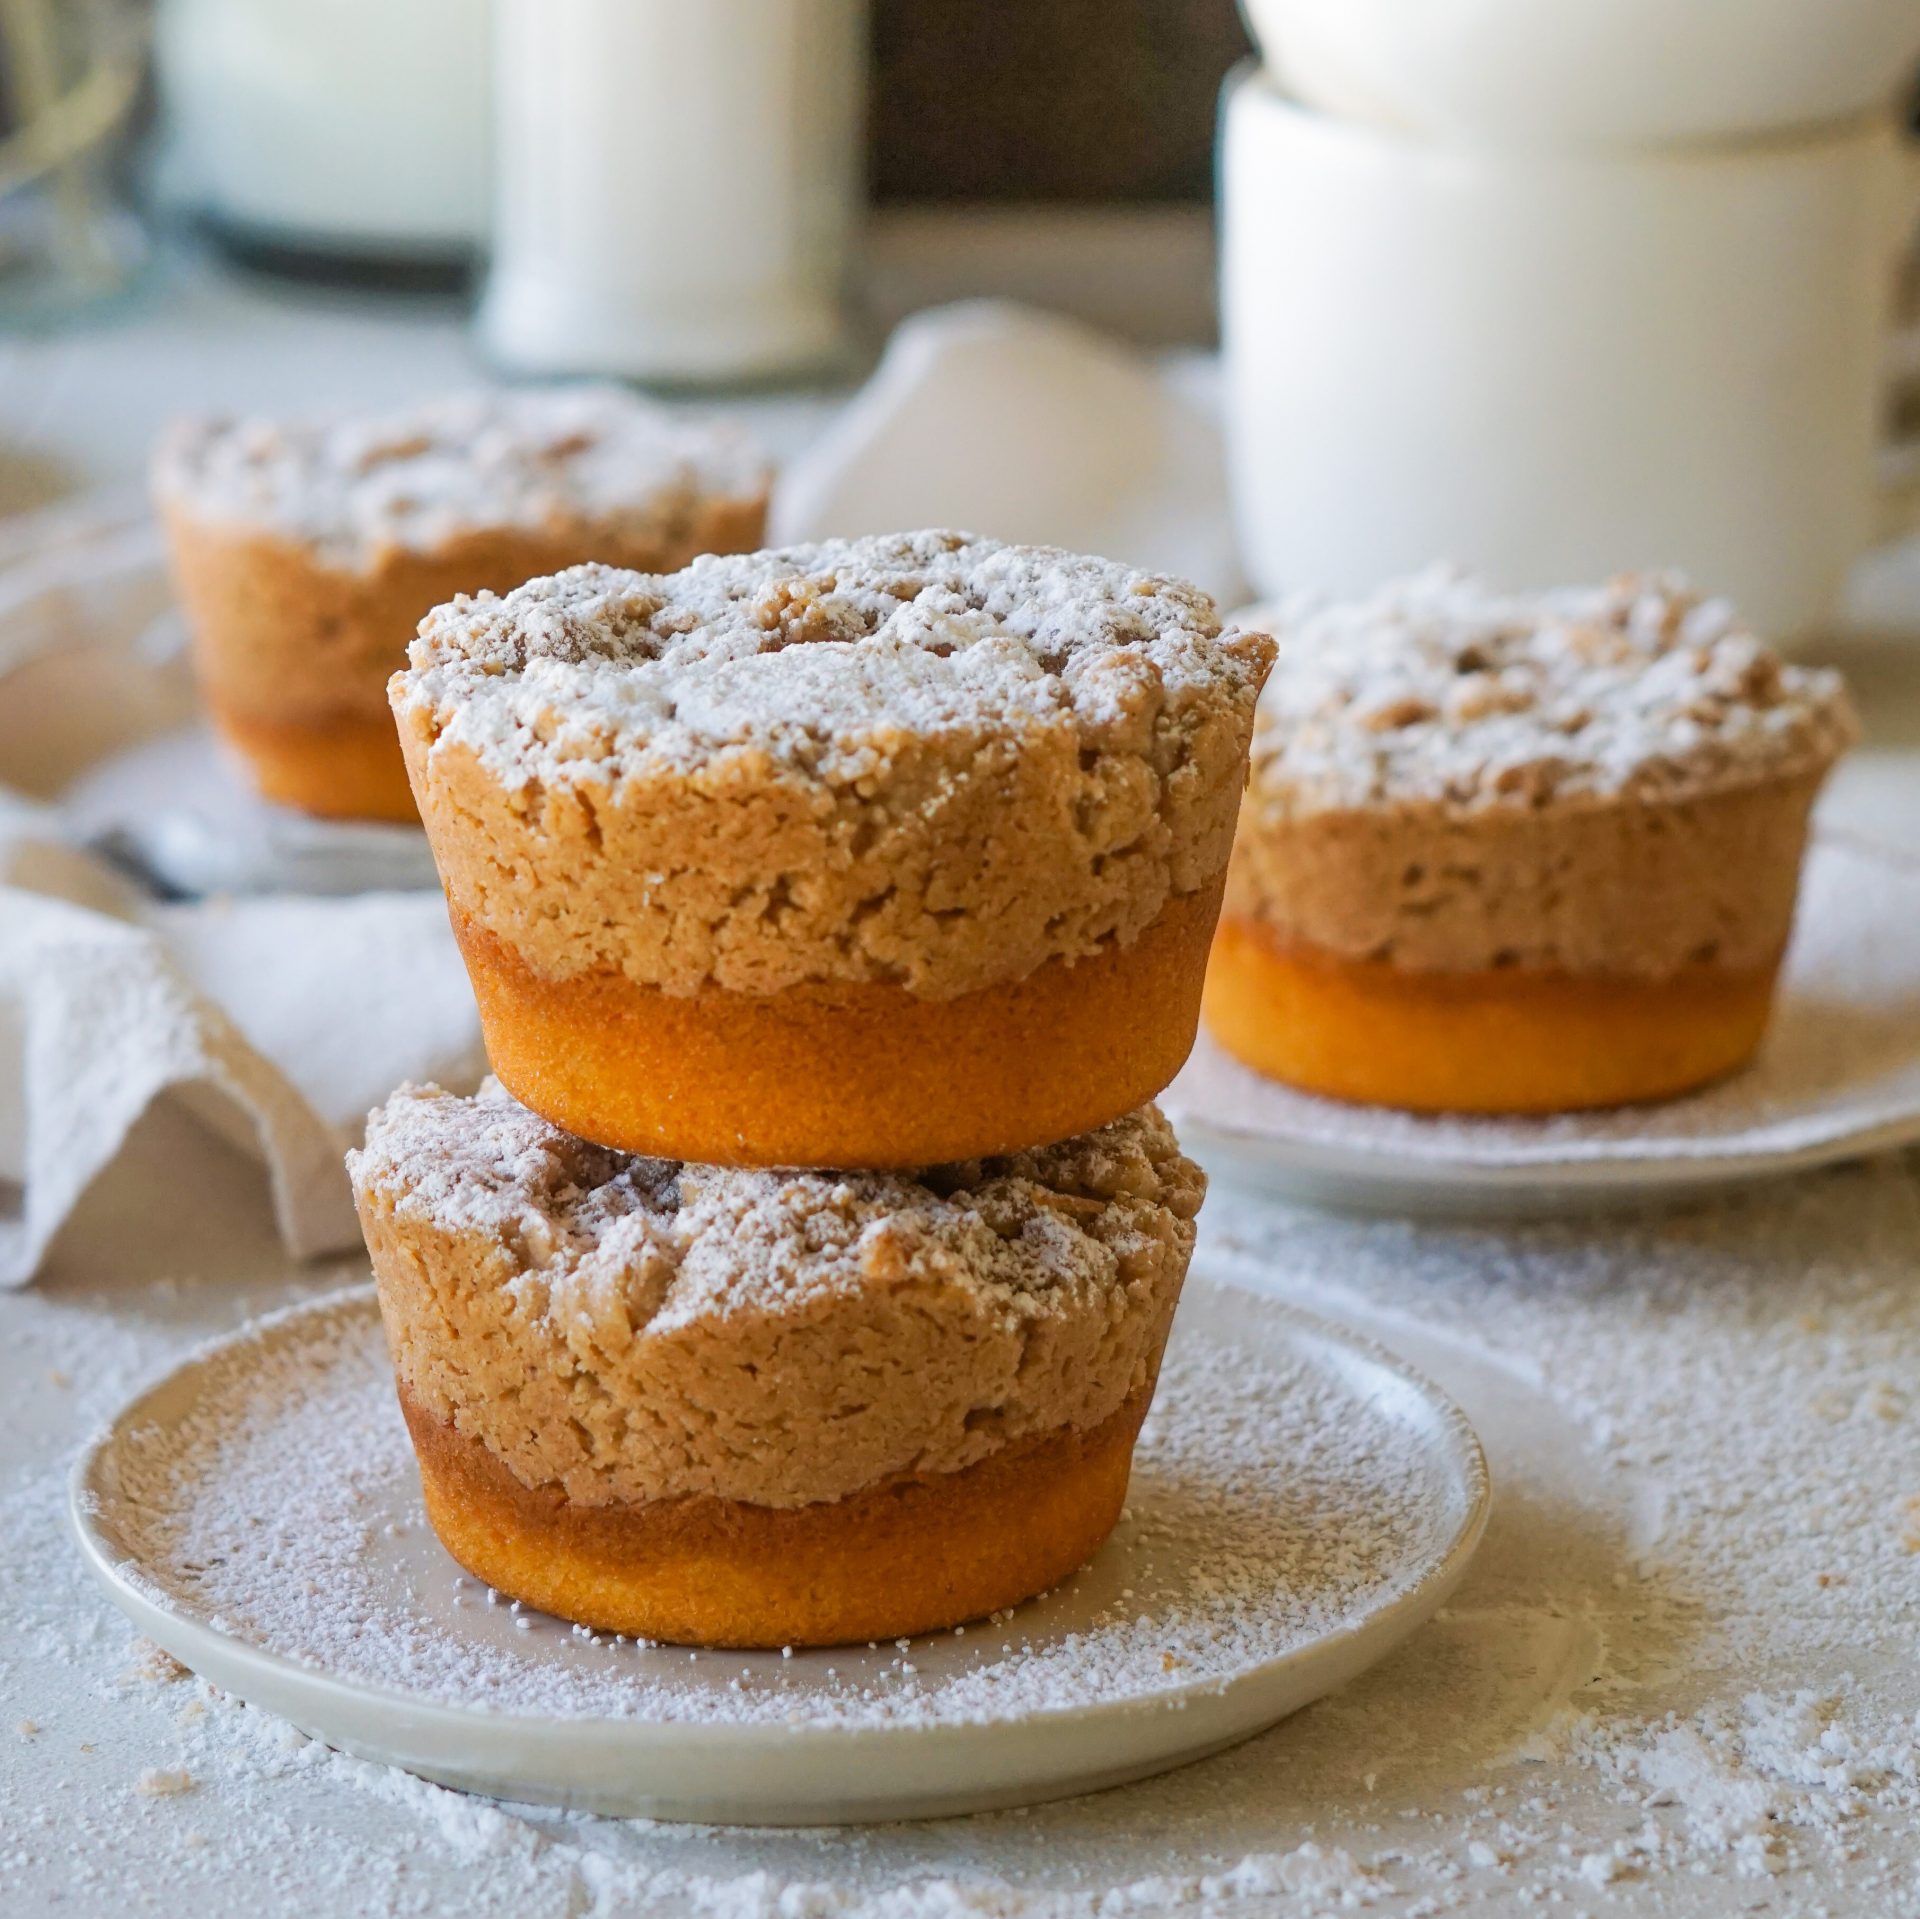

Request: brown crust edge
left=440, top=877, right=1223, bottom=1168
left=207, top=701, right=420, bottom=822
left=400, top=1382, right=1152, bottom=1647
left=1203, top=914, right=1780, bottom=1113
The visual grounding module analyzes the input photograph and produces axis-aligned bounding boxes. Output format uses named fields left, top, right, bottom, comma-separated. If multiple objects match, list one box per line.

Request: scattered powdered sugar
left=116, top=1680, right=1394, bottom=1918
left=89, top=1286, right=1456, bottom=1733
left=1244, top=567, right=1856, bottom=813
left=396, top=531, right=1272, bottom=790
left=1212, top=1154, right=1920, bottom=1825
left=1166, top=832, right=1920, bottom=1169
left=151, top=386, right=769, bottom=570
left=12, top=1140, right=1920, bottom=1914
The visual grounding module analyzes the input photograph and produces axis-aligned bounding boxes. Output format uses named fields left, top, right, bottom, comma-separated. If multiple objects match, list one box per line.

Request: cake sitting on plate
left=1205, top=570, right=1857, bottom=1114
left=351, top=530, right=1274, bottom=1648
left=349, top=1079, right=1202, bottom=1648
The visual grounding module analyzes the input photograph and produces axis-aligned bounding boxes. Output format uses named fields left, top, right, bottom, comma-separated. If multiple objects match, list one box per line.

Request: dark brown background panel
left=870, top=0, right=1253, bottom=203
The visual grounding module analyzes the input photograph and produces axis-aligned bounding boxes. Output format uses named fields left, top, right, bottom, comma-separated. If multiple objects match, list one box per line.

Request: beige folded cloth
left=0, top=502, right=485, bottom=1287
left=774, top=302, right=1246, bottom=606
left=0, top=803, right=485, bottom=1286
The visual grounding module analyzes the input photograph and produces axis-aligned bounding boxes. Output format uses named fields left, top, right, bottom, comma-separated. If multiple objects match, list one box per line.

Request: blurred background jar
left=0, top=0, right=145, bottom=322
left=1223, top=0, right=1920, bottom=637
left=1220, top=69, right=1920, bottom=637
left=479, top=0, right=867, bottom=387
left=151, top=0, right=489, bottom=281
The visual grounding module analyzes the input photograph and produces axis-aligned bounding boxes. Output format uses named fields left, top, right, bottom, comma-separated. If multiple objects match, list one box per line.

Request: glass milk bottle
left=152, top=0, right=489, bottom=270
left=481, top=0, right=866, bottom=384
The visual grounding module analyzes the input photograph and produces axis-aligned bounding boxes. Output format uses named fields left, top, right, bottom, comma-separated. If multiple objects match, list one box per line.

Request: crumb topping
left=395, top=531, right=1273, bottom=790
left=1246, top=570, right=1856, bottom=814
left=152, top=387, right=769, bottom=570
left=350, top=1081, right=1204, bottom=1507
left=350, top=1079, right=1203, bottom=1335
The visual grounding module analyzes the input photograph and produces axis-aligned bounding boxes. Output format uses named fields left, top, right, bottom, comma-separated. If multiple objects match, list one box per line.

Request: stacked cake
left=348, top=530, right=1275, bottom=1647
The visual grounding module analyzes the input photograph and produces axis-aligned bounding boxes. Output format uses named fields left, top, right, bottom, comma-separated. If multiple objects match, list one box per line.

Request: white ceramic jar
left=1221, top=68, right=1920, bottom=640
left=1239, top=0, right=1920, bottom=150
left=480, top=0, right=867, bottom=384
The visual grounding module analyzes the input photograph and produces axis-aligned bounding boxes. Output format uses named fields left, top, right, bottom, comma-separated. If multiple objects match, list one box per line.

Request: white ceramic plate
left=62, top=724, right=440, bottom=897
left=69, top=1263, right=1489, bottom=1826
left=1165, top=833, right=1920, bottom=1219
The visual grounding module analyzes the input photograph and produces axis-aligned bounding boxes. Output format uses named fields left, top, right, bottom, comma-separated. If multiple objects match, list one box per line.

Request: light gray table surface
left=4, top=252, right=1920, bottom=1918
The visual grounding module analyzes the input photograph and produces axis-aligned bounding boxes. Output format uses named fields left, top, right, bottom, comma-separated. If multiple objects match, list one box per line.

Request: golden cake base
left=1203, top=916, right=1777, bottom=1114
left=450, top=881, right=1222, bottom=1168
left=210, top=703, right=419, bottom=824
left=400, top=1385, right=1149, bottom=1648
left=167, top=499, right=768, bottom=826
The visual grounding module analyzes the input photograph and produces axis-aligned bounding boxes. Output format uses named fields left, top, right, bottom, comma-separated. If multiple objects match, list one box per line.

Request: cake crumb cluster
left=1247, top=569, right=1856, bottom=815
left=153, top=387, right=769, bottom=571
left=348, top=1081, right=1203, bottom=1509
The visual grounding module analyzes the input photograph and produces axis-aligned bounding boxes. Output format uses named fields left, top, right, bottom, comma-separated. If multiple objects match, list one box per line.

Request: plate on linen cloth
left=1163, top=832, right=1920, bottom=1219
left=70, top=1264, right=1489, bottom=1826
left=61, top=722, right=440, bottom=898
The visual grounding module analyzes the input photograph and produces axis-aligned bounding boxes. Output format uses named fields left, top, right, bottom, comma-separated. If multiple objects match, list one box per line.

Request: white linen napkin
left=0, top=797, right=486, bottom=1287
left=774, top=302, right=1246, bottom=607
left=0, top=511, right=488, bottom=1287
left=0, top=304, right=1236, bottom=1284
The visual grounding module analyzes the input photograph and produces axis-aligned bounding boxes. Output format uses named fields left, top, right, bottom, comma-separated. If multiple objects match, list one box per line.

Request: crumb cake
left=1206, top=572, right=1858, bottom=1113
left=392, top=530, right=1276, bottom=1167
left=153, top=388, right=771, bottom=822
left=348, top=1080, right=1204, bottom=1647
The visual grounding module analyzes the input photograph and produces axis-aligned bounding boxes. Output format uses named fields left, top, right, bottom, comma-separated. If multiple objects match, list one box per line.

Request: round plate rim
left=68, top=1267, right=1490, bottom=1809
left=1181, top=1103, right=1920, bottom=1196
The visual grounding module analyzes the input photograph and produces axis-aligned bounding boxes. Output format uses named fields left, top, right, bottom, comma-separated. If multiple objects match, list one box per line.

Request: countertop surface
left=4, top=254, right=1920, bottom=1918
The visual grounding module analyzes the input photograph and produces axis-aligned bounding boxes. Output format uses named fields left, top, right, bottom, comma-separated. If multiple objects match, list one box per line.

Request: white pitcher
left=481, top=0, right=866, bottom=384
left=1239, top=0, right=1920, bottom=150
left=1221, top=68, right=1920, bottom=641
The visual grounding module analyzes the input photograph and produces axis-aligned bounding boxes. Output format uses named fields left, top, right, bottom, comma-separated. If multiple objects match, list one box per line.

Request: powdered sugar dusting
left=1167, top=831, right=1920, bottom=1171
left=89, top=1285, right=1461, bottom=1732
left=397, top=531, right=1272, bottom=790
left=348, top=1080, right=1202, bottom=1325
left=152, top=387, right=769, bottom=570
left=12, top=1142, right=1920, bottom=1913
left=349, top=1084, right=1203, bottom=1510
left=1244, top=568, right=1855, bottom=813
